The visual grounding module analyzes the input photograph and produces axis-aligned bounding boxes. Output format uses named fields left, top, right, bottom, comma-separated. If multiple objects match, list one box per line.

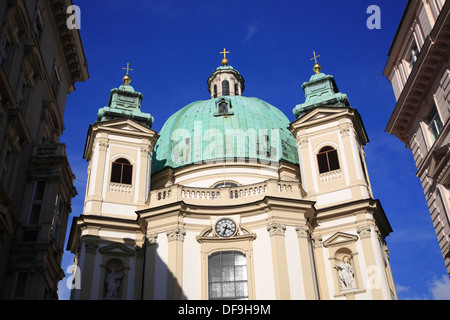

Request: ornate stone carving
left=166, top=228, right=186, bottom=242
left=295, top=225, right=310, bottom=238
left=312, top=235, right=323, bottom=248
left=146, top=232, right=158, bottom=245
left=84, top=241, right=98, bottom=254
left=339, top=123, right=351, bottom=137
left=357, top=225, right=372, bottom=239
left=267, top=223, right=286, bottom=236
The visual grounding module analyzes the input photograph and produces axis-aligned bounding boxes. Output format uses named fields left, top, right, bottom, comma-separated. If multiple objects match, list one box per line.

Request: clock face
left=215, top=218, right=237, bottom=238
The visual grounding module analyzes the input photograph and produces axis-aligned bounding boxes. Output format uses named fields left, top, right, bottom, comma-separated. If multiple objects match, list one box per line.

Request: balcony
left=149, top=179, right=304, bottom=207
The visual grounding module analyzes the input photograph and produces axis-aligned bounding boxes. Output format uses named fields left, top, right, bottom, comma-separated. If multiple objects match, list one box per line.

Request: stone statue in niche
left=333, top=256, right=356, bottom=290
left=105, top=268, right=124, bottom=299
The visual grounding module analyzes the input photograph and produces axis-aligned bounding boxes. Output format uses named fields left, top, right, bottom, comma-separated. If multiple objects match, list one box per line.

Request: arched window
left=222, top=80, right=230, bottom=96
left=234, top=83, right=238, bottom=96
left=208, top=251, right=248, bottom=300
left=317, top=146, right=340, bottom=174
left=213, top=181, right=238, bottom=188
left=213, top=85, right=218, bottom=98
left=111, top=158, right=132, bottom=184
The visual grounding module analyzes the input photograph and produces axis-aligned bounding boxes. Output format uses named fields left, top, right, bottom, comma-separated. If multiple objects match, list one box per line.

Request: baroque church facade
left=67, top=53, right=397, bottom=300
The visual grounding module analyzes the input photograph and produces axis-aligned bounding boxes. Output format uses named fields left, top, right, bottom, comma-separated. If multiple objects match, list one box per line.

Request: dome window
left=214, top=98, right=233, bottom=117
left=222, top=80, right=230, bottom=96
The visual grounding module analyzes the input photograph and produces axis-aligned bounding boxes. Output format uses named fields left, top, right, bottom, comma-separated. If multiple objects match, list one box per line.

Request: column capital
left=166, top=228, right=186, bottom=242
left=267, top=223, right=286, bottom=237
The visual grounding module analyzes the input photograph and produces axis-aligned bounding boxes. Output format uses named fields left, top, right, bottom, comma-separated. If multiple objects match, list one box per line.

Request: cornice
left=385, top=1, right=450, bottom=145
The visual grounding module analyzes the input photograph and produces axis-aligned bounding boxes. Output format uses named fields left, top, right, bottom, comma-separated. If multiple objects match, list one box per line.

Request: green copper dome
left=152, top=95, right=299, bottom=174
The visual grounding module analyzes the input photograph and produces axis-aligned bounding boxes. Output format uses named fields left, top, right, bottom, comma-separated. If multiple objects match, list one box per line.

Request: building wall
left=384, top=0, right=450, bottom=275
left=0, top=0, right=88, bottom=299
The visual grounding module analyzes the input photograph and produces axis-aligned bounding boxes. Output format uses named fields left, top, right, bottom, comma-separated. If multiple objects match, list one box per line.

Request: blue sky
left=57, top=0, right=449, bottom=299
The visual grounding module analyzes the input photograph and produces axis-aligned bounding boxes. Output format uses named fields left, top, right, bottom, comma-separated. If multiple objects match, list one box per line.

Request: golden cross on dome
left=122, top=62, right=133, bottom=75
left=122, top=62, right=133, bottom=85
left=310, top=51, right=322, bottom=74
left=220, top=48, right=230, bottom=59
left=310, top=51, right=320, bottom=64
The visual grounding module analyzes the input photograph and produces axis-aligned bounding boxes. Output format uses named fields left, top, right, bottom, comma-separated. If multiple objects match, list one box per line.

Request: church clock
left=215, top=218, right=237, bottom=238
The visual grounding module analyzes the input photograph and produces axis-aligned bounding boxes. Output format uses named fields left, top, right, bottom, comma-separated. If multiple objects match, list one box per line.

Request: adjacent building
left=0, top=0, right=88, bottom=299
left=383, top=0, right=450, bottom=275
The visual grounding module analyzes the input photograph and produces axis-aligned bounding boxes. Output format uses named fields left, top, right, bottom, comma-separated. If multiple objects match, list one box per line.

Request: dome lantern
left=207, top=48, right=245, bottom=98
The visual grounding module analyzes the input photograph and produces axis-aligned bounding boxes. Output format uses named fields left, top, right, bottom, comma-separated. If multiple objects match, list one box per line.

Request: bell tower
left=289, top=54, right=396, bottom=300
left=290, top=55, right=373, bottom=208
left=68, top=66, right=158, bottom=299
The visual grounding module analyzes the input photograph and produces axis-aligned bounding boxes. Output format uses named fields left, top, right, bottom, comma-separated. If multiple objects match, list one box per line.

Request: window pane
left=29, top=204, right=41, bottom=225
left=209, top=266, right=221, bottom=282
left=234, top=253, right=246, bottom=265
left=235, top=281, right=248, bottom=298
left=209, top=283, right=221, bottom=299
left=222, top=266, right=234, bottom=281
left=222, top=80, right=229, bottom=96
left=222, top=282, right=235, bottom=298
left=111, top=163, right=122, bottom=183
left=122, top=164, right=132, bottom=184
left=34, top=181, right=46, bottom=200
left=317, top=153, right=329, bottom=173
left=221, top=252, right=234, bottom=266
left=328, top=150, right=340, bottom=171
left=235, top=266, right=247, bottom=281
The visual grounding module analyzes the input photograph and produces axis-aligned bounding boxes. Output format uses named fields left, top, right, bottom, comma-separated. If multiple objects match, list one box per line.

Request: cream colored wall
left=172, top=162, right=280, bottom=188
left=293, top=110, right=372, bottom=209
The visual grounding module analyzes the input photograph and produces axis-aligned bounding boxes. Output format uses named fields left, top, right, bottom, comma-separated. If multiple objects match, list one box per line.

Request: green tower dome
left=152, top=95, right=299, bottom=174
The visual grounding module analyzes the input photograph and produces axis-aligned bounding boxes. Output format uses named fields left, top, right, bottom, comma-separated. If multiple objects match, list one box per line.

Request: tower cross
left=220, top=48, right=230, bottom=59
left=122, top=62, right=133, bottom=75
left=310, top=51, right=320, bottom=64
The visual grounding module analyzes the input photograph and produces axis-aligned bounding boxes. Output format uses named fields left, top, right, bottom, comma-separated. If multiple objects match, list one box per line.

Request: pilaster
left=267, top=222, right=290, bottom=299
left=295, top=225, right=317, bottom=299
left=166, top=227, right=185, bottom=299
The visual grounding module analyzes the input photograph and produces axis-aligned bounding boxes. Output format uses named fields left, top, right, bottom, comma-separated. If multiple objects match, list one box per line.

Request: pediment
left=295, top=107, right=350, bottom=125
left=323, top=232, right=358, bottom=248
left=97, top=118, right=153, bottom=134
left=99, top=243, right=135, bottom=256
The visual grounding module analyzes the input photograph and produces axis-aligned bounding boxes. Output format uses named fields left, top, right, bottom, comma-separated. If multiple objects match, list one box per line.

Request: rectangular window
left=28, top=180, right=46, bottom=225
left=409, top=43, right=419, bottom=68
left=427, top=105, right=443, bottom=140
left=208, top=251, right=248, bottom=300
left=13, top=272, right=28, bottom=299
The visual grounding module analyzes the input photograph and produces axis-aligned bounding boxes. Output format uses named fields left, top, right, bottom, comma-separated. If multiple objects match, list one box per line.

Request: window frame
left=110, top=158, right=133, bottom=185
left=222, top=80, right=230, bottom=96
left=208, top=251, right=249, bottom=300
left=28, top=180, right=46, bottom=225
left=317, top=146, right=340, bottom=174
left=426, top=104, right=443, bottom=141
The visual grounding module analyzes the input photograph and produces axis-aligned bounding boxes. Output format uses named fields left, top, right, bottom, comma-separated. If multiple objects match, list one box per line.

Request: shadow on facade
left=69, top=236, right=186, bottom=300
